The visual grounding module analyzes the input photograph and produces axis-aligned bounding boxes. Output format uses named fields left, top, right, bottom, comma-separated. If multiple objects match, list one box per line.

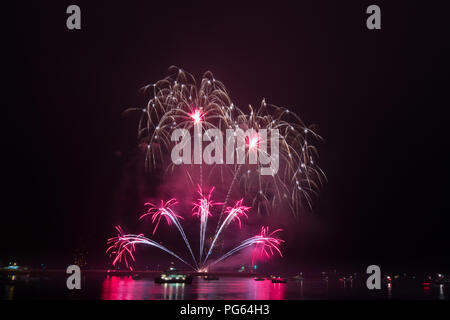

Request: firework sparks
left=107, top=226, right=194, bottom=270
left=139, top=198, right=183, bottom=235
left=251, top=227, right=284, bottom=265
left=209, top=227, right=284, bottom=267
left=107, top=67, right=324, bottom=271
left=189, top=109, right=203, bottom=124
left=247, top=133, right=260, bottom=150
left=107, top=191, right=282, bottom=271
left=192, top=186, right=221, bottom=261
left=126, top=67, right=325, bottom=217
left=202, top=199, right=251, bottom=265
left=139, top=198, right=198, bottom=269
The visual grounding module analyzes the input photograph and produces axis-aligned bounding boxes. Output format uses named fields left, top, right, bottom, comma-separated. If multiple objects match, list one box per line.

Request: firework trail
left=107, top=192, right=284, bottom=270
left=140, top=198, right=183, bottom=235
left=208, top=227, right=284, bottom=267
left=107, top=226, right=194, bottom=270
left=192, top=186, right=221, bottom=261
left=213, top=130, right=261, bottom=237
left=139, top=199, right=198, bottom=269
left=202, top=199, right=251, bottom=266
left=250, top=227, right=284, bottom=265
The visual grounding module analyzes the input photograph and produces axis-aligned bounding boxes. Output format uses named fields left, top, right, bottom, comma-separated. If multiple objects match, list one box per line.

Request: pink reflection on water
left=188, top=278, right=287, bottom=300
left=102, top=276, right=156, bottom=300
left=162, top=283, right=185, bottom=300
left=248, top=279, right=286, bottom=300
left=101, top=276, right=287, bottom=300
left=101, top=276, right=188, bottom=300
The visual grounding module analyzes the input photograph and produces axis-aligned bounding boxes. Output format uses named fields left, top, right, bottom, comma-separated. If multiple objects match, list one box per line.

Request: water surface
left=2, top=274, right=448, bottom=300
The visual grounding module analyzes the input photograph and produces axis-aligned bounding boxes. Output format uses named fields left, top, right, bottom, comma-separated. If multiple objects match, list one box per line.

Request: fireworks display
left=192, top=186, right=220, bottom=262
left=125, top=66, right=325, bottom=216
left=210, top=227, right=284, bottom=267
left=108, top=67, right=325, bottom=270
left=203, top=199, right=251, bottom=266
left=107, top=191, right=283, bottom=271
left=139, top=198, right=197, bottom=269
left=107, top=226, right=193, bottom=270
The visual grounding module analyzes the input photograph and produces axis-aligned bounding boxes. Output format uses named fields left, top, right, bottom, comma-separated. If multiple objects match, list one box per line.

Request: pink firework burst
left=192, top=185, right=220, bottom=219
left=192, top=185, right=222, bottom=261
left=139, top=198, right=183, bottom=235
left=106, top=226, right=139, bottom=270
left=251, top=227, right=284, bottom=264
left=246, top=133, right=260, bottom=151
left=107, top=186, right=284, bottom=271
left=189, top=108, right=203, bottom=124
left=224, top=199, right=251, bottom=229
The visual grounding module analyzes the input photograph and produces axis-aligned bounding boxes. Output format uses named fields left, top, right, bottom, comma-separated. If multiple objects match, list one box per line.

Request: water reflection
left=101, top=276, right=289, bottom=300
left=1, top=273, right=447, bottom=300
left=162, top=283, right=185, bottom=300
left=439, top=285, right=445, bottom=300
left=248, top=278, right=286, bottom=300
left=3, top=284, right=15, bottom=300
left=95, top=276, right=450, bottom=300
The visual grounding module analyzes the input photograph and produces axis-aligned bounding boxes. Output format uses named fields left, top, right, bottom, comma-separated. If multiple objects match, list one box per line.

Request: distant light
left=5, top=266, right=19, bottom=270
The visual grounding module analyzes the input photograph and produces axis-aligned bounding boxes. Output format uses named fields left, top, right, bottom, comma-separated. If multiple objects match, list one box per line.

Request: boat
left=154, top=267, right=193, bottom=284
left=254, top=277, right=266, bottom=281
left=203, top=275, right=219, bottom=281
left=271, top=276, right=287, bottom=283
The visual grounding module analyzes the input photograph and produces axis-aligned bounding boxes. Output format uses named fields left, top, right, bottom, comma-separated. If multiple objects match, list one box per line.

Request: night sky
left=3, top=1, right=450, bottom=273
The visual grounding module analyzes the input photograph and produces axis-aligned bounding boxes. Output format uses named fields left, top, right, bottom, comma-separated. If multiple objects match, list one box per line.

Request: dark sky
left=3, top=1, right=450, bottom=272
